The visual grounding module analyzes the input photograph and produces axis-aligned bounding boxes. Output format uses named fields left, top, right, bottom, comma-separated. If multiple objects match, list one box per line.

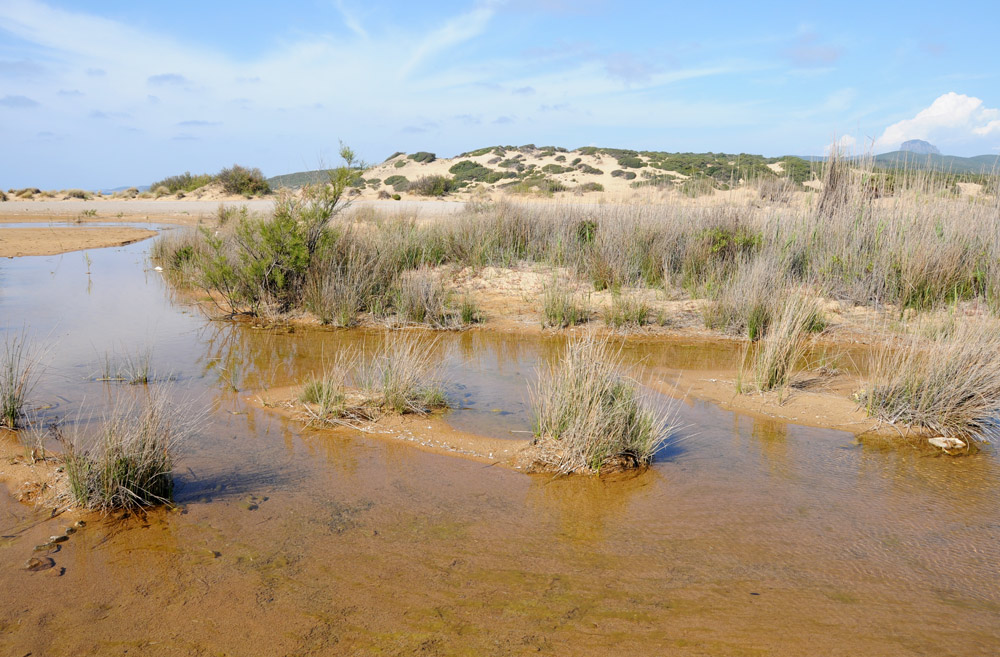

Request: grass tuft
left=1, top=330, right=42, bottom=429
left=60, top=390, right=198, bottom=512
left=857, top=321, right=1000, bottom=441
left=530, top=337, right=675, bottom=474
left=541, top=282, right=589, bottom=328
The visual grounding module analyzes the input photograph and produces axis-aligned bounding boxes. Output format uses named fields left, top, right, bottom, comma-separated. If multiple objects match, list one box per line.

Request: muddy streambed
left=1, top=235, right=999, bottom=656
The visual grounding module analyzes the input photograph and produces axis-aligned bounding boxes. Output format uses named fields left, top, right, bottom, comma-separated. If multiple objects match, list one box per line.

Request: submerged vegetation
left=530, top=338, right=675, bottom=474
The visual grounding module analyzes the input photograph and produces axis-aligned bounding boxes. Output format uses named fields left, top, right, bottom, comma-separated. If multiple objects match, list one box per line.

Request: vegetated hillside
left=873, top=151, right=1000, bottom=174
left=268, top=145, right=821, bottom=199
left=267, top=169, right=339, bottom=189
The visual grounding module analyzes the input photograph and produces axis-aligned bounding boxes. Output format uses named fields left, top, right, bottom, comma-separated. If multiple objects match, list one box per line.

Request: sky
left=1, top=0, right=999, bottom=189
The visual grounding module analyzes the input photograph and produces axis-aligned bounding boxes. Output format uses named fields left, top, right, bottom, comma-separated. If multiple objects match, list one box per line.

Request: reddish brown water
left=1, top=235, right=998, bottom=655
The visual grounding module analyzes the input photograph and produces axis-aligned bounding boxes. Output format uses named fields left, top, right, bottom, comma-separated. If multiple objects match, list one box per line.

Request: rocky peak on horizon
left=900, top=139, right=941, bottom=155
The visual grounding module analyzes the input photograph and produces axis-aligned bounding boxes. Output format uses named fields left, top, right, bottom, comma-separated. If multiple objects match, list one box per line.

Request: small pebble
left=48, top=535, right=68, bottom=544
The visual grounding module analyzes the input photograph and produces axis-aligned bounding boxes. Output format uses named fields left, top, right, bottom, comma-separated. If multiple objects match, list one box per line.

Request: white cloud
left=875, top=92, right=1000, bottom=151
left=825, top=134, right=856, bottom=155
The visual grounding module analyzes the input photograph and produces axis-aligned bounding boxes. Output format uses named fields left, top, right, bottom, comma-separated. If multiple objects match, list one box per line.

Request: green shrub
left=617, top=156, right=645, bottom=169
left=577, top=182, right=604, bottom=193
left=391, top=193, right=401, bottom=200
left=542, top=164, right=573, bottom=174
left=384, top=175, right=409, bottom=192
left=577, top=164, right=603, bottom=175
left=149, top=172, right=214, bottom=193
left=407, top=152, right=436, bottom=163
left=66, top=189, right=89, bottom=199
left=449, top=160, right=504, bottom=183
left=385, top=151, right=405, bottom=161
left=394, top=160, right=407, bottom=168
left=408, top=175, right=453, bottom=197
left=217, top=164, right=270, bottom=196
left=680, top=176, right=715, bottom=197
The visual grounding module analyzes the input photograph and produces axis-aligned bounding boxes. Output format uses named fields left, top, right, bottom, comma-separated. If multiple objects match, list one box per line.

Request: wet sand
left=0, top=225, right=158, bottom=257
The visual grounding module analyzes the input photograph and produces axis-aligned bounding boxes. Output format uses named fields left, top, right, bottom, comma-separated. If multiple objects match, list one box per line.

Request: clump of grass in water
left=1, top=330, right=42, bottom=429
left=60, top=390, right=199, bottom=512
left=856, top=320, right=1000, bottom=441
left=737, top=295, right=823, bottom=394
left=530, top=337, right=676, bottom=474
left=358, top=336, right=447, bottom=415
left=302, top=336, right=448, bottom=422
left=541, top=282, right=589, bottom=328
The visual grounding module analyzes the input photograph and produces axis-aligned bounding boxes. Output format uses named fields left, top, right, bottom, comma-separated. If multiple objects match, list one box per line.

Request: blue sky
left=1, top=0, right=998, bottom=188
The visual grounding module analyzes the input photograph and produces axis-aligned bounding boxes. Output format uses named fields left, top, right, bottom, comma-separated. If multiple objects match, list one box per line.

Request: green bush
left=384, top=175, right=409, bottom=192
left=408, top=175, right=453, bottom=196
left=617, top=156, right=645, bottom=169
left=149, top=172, right=214, bottom=193
left=577, top=182, right=604, bottom=192
left=449, top=160, right=504, bottom=183
left=542, top=164, right=573, bottom=174
left=217, top=165, right=270, bottom=196
left=394, top=160, right=407, bottom=168
left=577, top=164, right=603, bottom=175
left=408, top=152, right=436, bottom=163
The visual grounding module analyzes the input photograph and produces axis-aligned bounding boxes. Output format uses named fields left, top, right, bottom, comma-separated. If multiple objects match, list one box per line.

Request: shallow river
left=2, top=230, right=999, bottom=656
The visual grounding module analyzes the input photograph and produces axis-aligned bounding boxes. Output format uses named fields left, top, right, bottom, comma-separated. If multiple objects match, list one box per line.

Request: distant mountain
left=900, top=139, right=940, bottom=155
left=792, top=151, right=999, bottom=175
left=874, top=151, right=1000, bottom=174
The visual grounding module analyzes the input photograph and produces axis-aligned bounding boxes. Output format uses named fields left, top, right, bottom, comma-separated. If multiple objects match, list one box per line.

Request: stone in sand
left=928, top=437, right=966, bottom=451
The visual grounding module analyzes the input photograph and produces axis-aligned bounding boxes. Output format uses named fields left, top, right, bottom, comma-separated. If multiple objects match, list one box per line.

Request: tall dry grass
left=60, top=390, right=200, bottom=511
left=858, top=321, right=1000, bottom=441
left=737, top=294, right=823, bottom=394
left=1, top=330, right=42, bottom=429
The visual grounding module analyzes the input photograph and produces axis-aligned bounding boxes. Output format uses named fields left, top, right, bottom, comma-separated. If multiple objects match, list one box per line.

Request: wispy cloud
left=0, top=94, right=39, bottom=108
left=400, top=2, right=501, bottom=77
left=333, top=0, right=367, bottom=39
left=148, top=73, right=188, bottom=85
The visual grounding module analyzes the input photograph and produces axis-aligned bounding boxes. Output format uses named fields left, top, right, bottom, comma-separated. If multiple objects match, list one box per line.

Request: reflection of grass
left=1, top=330, right=42, bottom=429
left=530, top=338, right=675, bottom=474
